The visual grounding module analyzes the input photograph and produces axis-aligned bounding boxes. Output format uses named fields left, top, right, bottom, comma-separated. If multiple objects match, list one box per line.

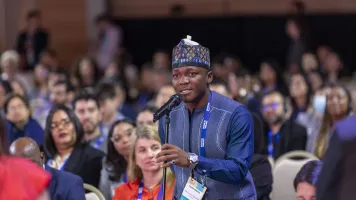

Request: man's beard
left=84, top=122, right=99, bottom=135
left=268, top=115, right=284, bottom=125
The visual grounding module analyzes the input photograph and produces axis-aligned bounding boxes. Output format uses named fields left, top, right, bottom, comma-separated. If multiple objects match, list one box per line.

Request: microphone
left=153, top=94, right=182, bottom=123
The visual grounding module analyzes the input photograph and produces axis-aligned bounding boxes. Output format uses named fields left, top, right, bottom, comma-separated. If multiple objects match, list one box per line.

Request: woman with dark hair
left=294, top=160, right=322, bottom=200
left=99, top=119, right=136, bottom=200
left=44, top=105, right=105, bottom=187
left=250, top=113, right=273, bottom=200
left=72, top=57, right=101, bottom=89
left=289, top=72, right=312, bottom=120
left=259, top=59, right=289, bottom=97
left=0, top=112, right=51, bottom=199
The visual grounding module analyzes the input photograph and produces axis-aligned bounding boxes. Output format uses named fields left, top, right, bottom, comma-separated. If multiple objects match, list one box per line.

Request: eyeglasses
left=50, top=118, right=72, bottom=130
left=263, top=103, right=280, bottom=111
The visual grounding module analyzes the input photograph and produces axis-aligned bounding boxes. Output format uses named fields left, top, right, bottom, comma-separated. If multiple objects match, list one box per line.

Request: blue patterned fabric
left=172, top=37, right=210, bottom=70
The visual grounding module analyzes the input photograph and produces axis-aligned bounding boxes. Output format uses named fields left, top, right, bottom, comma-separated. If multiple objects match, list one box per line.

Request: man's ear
left=207, top=71, right=213, bottom=84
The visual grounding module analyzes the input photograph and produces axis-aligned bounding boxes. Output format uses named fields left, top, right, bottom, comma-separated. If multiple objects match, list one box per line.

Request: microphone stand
left=162, top=113, right=170, bottom=200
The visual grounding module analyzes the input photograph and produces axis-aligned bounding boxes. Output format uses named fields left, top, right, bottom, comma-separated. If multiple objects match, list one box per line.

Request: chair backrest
left=83, top=183, right=106, bottom=200
left=85, top=192, right=101, bottom=200
left=268, top=156, right=275, bottom=168
left=271, top=151, right=319, bottom=200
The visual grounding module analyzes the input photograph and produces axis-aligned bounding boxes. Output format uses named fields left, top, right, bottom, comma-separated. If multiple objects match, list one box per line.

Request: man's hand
left=156, top=144, right=190, bottom=168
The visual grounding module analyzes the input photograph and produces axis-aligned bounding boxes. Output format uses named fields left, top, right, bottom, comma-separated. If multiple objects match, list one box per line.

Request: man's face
left=262, top=93, right=285, bottom=125
left=75, top=100, right=101, bottom=134
left=27, top=17, right=40, bottom=31
left=6, top=97, right=30, bottom=125
left=155, top=86, right=176, bottom=108
left=50, top=84, right=67, bottom=105
left=172, top=66, right=212, bottom=103
left=99, top=98, right=118, bottom=119
left=136, top=111, right=155, bottom=127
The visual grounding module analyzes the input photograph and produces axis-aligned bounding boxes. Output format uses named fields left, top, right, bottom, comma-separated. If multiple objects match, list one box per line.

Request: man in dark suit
left=261, top=91, right=307, bottom=159
left=16, top=10, right=49, bottom=70
left=316, top=115, right=356, bottom=200
left=9, top=137, right=85, bottom=200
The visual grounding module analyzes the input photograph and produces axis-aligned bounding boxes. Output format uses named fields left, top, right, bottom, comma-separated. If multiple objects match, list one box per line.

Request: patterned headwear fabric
left=172, top=35, right=210, bottom=70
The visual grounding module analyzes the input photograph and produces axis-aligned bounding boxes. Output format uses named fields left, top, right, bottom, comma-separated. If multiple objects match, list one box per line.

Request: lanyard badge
left=180, top=92, right=212, bottom=200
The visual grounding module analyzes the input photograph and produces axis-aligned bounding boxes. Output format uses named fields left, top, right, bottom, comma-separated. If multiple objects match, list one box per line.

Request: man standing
left=73, top=91, right=107, bottom=153
left=156, top=36, right=256, bottom=199
left=9, top=137, right=85, bottom=200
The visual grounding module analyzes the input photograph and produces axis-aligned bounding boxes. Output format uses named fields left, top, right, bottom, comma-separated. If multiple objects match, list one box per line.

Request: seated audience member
left=4, top=93, right=44, bottom=145
left=154, top=85, right=176, bottom=108
left=95, top=81, right=126, bottom=136
left=314, top=83, right=352, bottom=159
left=73, top=57, right=100, bottom=89
left=44, top=105, right=105, bottom=187
left=262, top=91, right=307, bottom=159
left=9, top=137, right=86, bottom=200
left=113, top=125, right=175, bottom=200
left=294, top=160, right=322, bottom=200
left=316, top=115, right=356, bottom=200
left=251, top=113, right=273, bottom=200
left=301, top=53, right=319, bottom=74
left=0, top=114, right=50, bottom=200
left=10, top=79, right=28, bottom=98
left=73, top=91, right=107, bottom=153
left=259, top=59, right=289, bottom=96
left=297, top=86, right=327, bottom=153
left=47, top=69, right=66, bottom=90
left=113, top=81, right=138, bottom=121
left=50, top=80, right=75, bottom=107
left=99, top=119, right=136, bottom=200
left=210, top=79, right=231, bottom=98
left=288, top=73, right=312, bottom=120
left=0, top=79, right=12, bottom=116
left=136, top=106, right=157, bottom=127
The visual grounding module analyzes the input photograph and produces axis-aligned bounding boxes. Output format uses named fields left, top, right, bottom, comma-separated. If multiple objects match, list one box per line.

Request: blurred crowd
left=0, top=5, right=355, bottom=200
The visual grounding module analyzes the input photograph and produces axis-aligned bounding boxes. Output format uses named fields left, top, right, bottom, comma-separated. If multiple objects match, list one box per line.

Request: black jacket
left=63, top=143, right=105, bottom=188
left=16, top=28, right=49, bottom=69
left=317, top=116, right=356, bottom=200
left=250, top=154, right=273, bottom=200
left=263, top=119, right=307, bottom=159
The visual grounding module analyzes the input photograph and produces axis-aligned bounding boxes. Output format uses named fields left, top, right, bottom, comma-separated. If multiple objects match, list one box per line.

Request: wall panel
left=112, top=0, right=356, bottom=18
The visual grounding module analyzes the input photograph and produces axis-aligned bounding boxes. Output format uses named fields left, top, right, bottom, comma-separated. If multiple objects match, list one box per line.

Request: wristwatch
left=188, top=153, right=199, bottom=170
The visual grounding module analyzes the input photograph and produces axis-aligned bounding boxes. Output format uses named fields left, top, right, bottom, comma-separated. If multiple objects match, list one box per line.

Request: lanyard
left=123, top=173, right=127, bottom=183
left=267, top=130, right=280, bottom=157
left=200, top=92, right=212, bottom=157
left=137, top=181, right=163, bottom=200
left=93, top=135, right=105, bottom=149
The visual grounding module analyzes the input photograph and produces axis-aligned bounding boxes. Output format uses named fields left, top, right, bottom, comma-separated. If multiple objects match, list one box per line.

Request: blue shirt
left=194, top=106, right=254, bottom=183
left=7, top=118, right=44, bottom=145
left=159, top=91, right=256, bottom=199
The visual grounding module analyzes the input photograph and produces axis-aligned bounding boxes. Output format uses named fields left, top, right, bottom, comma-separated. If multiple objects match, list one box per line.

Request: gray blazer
left=296, top=112, right=322, bottom=153
left=99, top=160, right=125, bottom=200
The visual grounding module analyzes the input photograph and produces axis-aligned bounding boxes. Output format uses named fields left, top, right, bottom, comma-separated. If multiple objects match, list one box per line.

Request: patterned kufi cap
left=172, top=35, right=210, bottom=70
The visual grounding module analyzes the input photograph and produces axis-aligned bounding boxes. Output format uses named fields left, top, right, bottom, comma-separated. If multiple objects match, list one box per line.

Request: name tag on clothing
left=180, top=177, right=207, bottom=200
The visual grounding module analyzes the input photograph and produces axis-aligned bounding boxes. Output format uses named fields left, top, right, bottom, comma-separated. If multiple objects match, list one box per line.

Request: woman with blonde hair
left=113, top=125, right=175, bottom=200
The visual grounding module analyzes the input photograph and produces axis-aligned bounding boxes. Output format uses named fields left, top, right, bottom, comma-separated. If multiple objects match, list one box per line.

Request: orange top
left=113, top=178, right=176, bottom=200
